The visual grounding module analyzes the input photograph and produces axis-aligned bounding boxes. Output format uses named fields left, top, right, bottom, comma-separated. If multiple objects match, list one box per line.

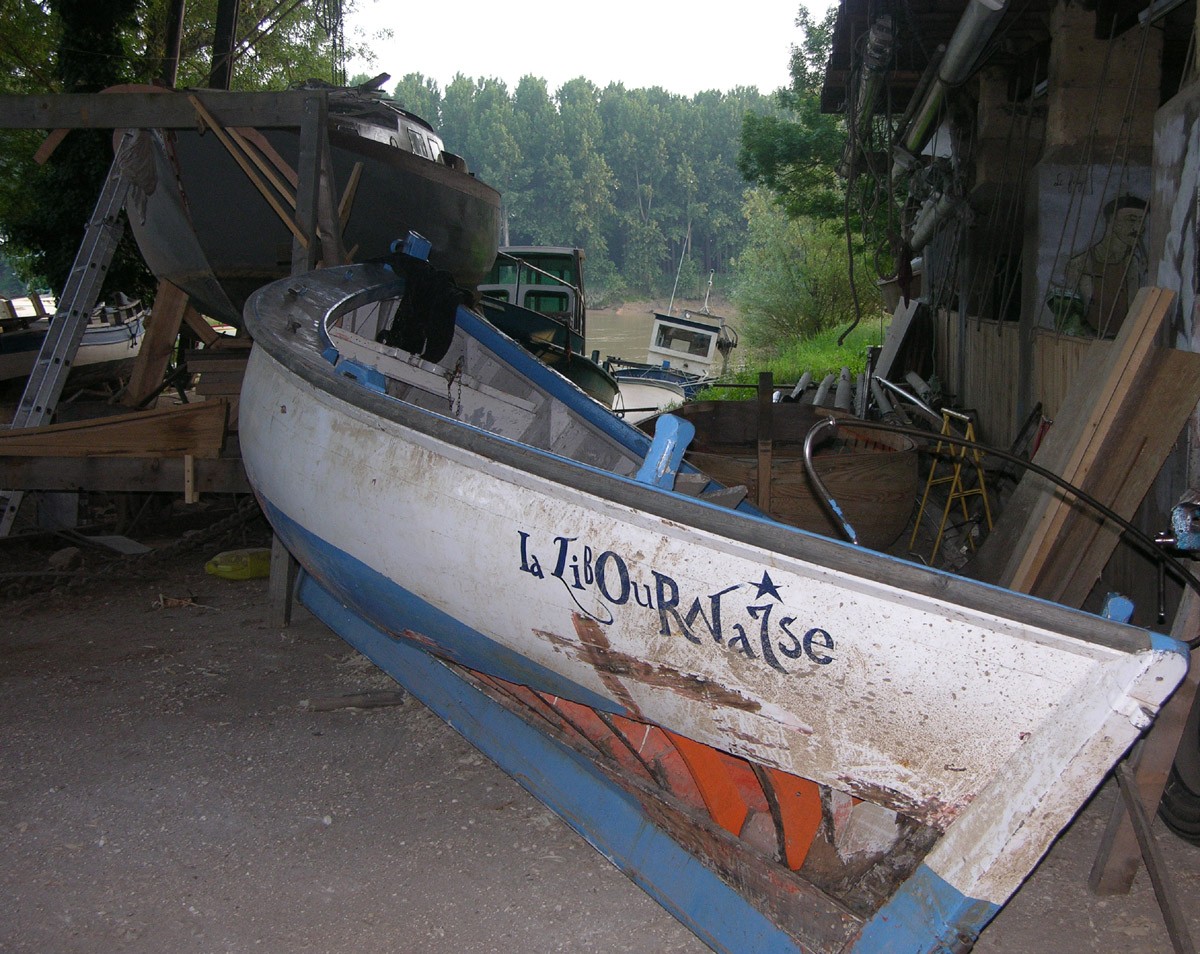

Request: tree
left=391, top=73, right=442, bottom=128
left=732, top=188, right=860, bottom=347
left=737, top=6, right=845, bottom=221
left=0, top=0, right=360, bottom=294
left=0, top=0, right=151, bottom=298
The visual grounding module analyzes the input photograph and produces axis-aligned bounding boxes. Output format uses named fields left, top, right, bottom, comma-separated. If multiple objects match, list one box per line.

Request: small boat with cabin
left=477, top=246, right=618, bottom=406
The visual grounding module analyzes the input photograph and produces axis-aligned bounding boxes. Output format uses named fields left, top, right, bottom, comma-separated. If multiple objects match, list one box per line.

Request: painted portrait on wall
left=1062, top=194, right=1148, bottom=336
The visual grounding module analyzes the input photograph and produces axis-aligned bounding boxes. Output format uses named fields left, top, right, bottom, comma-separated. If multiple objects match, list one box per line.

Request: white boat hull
left=238, top=265, right=1187, bottom=949
left=0, top=313, right=145, bottom=384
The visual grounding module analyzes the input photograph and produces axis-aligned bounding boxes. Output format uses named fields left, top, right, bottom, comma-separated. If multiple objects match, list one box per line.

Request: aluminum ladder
left=0, top=131, right=136, bottom=536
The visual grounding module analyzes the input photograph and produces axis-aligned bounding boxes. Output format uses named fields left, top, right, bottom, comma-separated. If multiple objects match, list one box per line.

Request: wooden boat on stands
left=238, top=249, right=1186, bottom=954
left=654, top=400, right=919, bottom=550
left=116, top=77, right=500, bottom=326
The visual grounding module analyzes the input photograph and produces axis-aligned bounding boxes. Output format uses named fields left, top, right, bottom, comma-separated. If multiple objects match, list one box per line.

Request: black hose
left=803, top=416, right=1200, bottom=646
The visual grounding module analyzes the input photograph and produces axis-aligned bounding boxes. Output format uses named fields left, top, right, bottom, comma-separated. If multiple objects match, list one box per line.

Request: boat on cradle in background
left=115, top=76, right=500, bottom=326
left=0, top=293, right=146, bottom=390
left=477, top=246, right=618, bottom=406
left=649, top=401, right=919, bottom=551
left=238, top=251, right=1187, bottom=954
left=606, top=306, right=739, bottom=421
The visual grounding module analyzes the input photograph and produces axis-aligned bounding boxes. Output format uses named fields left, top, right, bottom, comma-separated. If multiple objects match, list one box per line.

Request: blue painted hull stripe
left=267, top=500, right=1007, bottom=952
left=298, top=571, right=806, bottom=954
left=262, top=496, right=620, bottom=714
left=851, top=864, right=999, bottom=953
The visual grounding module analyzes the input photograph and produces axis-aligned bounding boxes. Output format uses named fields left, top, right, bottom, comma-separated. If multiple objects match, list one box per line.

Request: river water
left=584, top=303, right=659, bottom=363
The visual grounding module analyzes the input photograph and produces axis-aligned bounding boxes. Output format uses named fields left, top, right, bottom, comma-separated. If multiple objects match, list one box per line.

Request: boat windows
left=522, top=290, right=570, bottom=316
left=406, top=128, right=431, bottom=159
left=654, top=325, right=715, bottom=357
left=483, top=262, right=520, bottom=285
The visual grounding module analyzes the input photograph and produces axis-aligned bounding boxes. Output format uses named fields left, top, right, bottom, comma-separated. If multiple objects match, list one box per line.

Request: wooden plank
left=996, top=288, right=1175, bottom=593
left=756, top=372, right=773, bottom=513
left=1033, top=348, right=1200, bottom=606
left=121, top=280, right=189, bottom=408
left=0, top=400, right=227, bottom=458
left=0, top=90, right=320, bottom=130
left=270, top=534, right=298, bottom=629
left=181, top=308, right=222, bottom=347
left=183, top=351, right=250, bottom=373
left=875, top=298, right=920, bottom=383
left=0, top=455, right=250, bottom=492
left=193, top=370, right=245, bottom=394
left=1090, top=586, right=1200, bottom=894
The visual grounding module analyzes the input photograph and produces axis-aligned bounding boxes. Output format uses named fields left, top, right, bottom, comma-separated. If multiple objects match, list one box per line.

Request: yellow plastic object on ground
left=205, top=547, right=272, bottom=580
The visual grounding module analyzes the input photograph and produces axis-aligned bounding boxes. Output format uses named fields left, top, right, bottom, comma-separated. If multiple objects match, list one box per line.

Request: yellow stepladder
left=909, top=407, right=994, bottom=564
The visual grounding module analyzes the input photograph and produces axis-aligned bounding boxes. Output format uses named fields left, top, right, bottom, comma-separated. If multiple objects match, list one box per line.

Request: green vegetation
left=730, top=189, right=863, bottom=348
left=694, top=318, right=886, bottom=402
left=389, top=74, right=781, bottom=305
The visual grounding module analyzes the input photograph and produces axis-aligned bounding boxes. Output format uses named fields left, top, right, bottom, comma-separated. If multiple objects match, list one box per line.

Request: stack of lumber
left=972, top=287, right=1200, bottom=607
left=185, top=342, right=251, bottom=430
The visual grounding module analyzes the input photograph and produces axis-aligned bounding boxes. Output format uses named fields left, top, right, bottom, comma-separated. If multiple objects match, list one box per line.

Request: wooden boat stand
left=1088, top=583, right=1200, bottom=954
left=0, top=88, right=354, bottom=533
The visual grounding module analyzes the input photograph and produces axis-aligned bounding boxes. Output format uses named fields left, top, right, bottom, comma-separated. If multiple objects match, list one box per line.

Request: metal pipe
left=903, top=0, right=1009, bottom=155
left=802, top=418, right=860, bottom=546
left=909, top=191, right=961, bottom=251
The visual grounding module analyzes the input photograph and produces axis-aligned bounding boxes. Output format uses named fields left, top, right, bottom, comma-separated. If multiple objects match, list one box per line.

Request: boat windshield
left=654, top=324, right=715, bottom=357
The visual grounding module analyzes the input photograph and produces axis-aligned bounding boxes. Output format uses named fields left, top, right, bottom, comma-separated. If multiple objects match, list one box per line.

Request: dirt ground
left=2, top=506, right=1199, bottom=954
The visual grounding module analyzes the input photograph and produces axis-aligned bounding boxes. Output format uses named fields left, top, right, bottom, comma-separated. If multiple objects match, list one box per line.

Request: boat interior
left=317, top=267, right=751, bottom=511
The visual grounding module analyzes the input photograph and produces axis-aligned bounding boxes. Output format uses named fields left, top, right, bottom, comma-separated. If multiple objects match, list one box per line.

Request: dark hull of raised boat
left=127, top=126, right=500, bottom=325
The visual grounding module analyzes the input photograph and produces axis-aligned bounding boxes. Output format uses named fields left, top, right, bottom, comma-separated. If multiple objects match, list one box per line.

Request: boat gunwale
left=244, top=264, right=1166, bottom=660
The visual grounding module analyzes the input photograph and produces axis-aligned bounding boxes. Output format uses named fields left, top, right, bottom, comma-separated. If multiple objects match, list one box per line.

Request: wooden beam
left=0, top=90, right=320, bottom=131
left=0, top=455, right=250, bottom=493
left=757, top=372, right=773, bottom=514
left=121, top=280, right=190, bottom=409
left=270, top=534, right=298, bottom=628
left=0, top=400, right=228, bottom=458
left=292, top=92, right=329, bottom=275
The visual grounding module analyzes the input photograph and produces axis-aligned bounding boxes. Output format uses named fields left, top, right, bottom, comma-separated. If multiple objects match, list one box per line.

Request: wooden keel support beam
left=757, top=372, right=773, bottom=514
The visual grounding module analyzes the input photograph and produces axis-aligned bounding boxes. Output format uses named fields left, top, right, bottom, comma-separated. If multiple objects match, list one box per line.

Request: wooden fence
left=934, top=311, right=1101, bottom=447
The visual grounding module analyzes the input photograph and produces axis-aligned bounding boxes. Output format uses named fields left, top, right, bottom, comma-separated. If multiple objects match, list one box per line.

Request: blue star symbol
left=751, top=571, right=782, bottom=601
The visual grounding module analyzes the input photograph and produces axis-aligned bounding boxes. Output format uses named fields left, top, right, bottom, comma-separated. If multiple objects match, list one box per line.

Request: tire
left=1158, top=684, right=1200, bottom=845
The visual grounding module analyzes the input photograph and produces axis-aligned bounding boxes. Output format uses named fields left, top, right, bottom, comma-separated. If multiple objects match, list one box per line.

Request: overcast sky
left=344, top=2, right=833, bottom=98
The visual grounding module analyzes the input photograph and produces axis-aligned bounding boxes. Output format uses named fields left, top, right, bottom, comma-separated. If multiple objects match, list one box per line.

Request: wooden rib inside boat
left=655, top=400, right=919, bottom=549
